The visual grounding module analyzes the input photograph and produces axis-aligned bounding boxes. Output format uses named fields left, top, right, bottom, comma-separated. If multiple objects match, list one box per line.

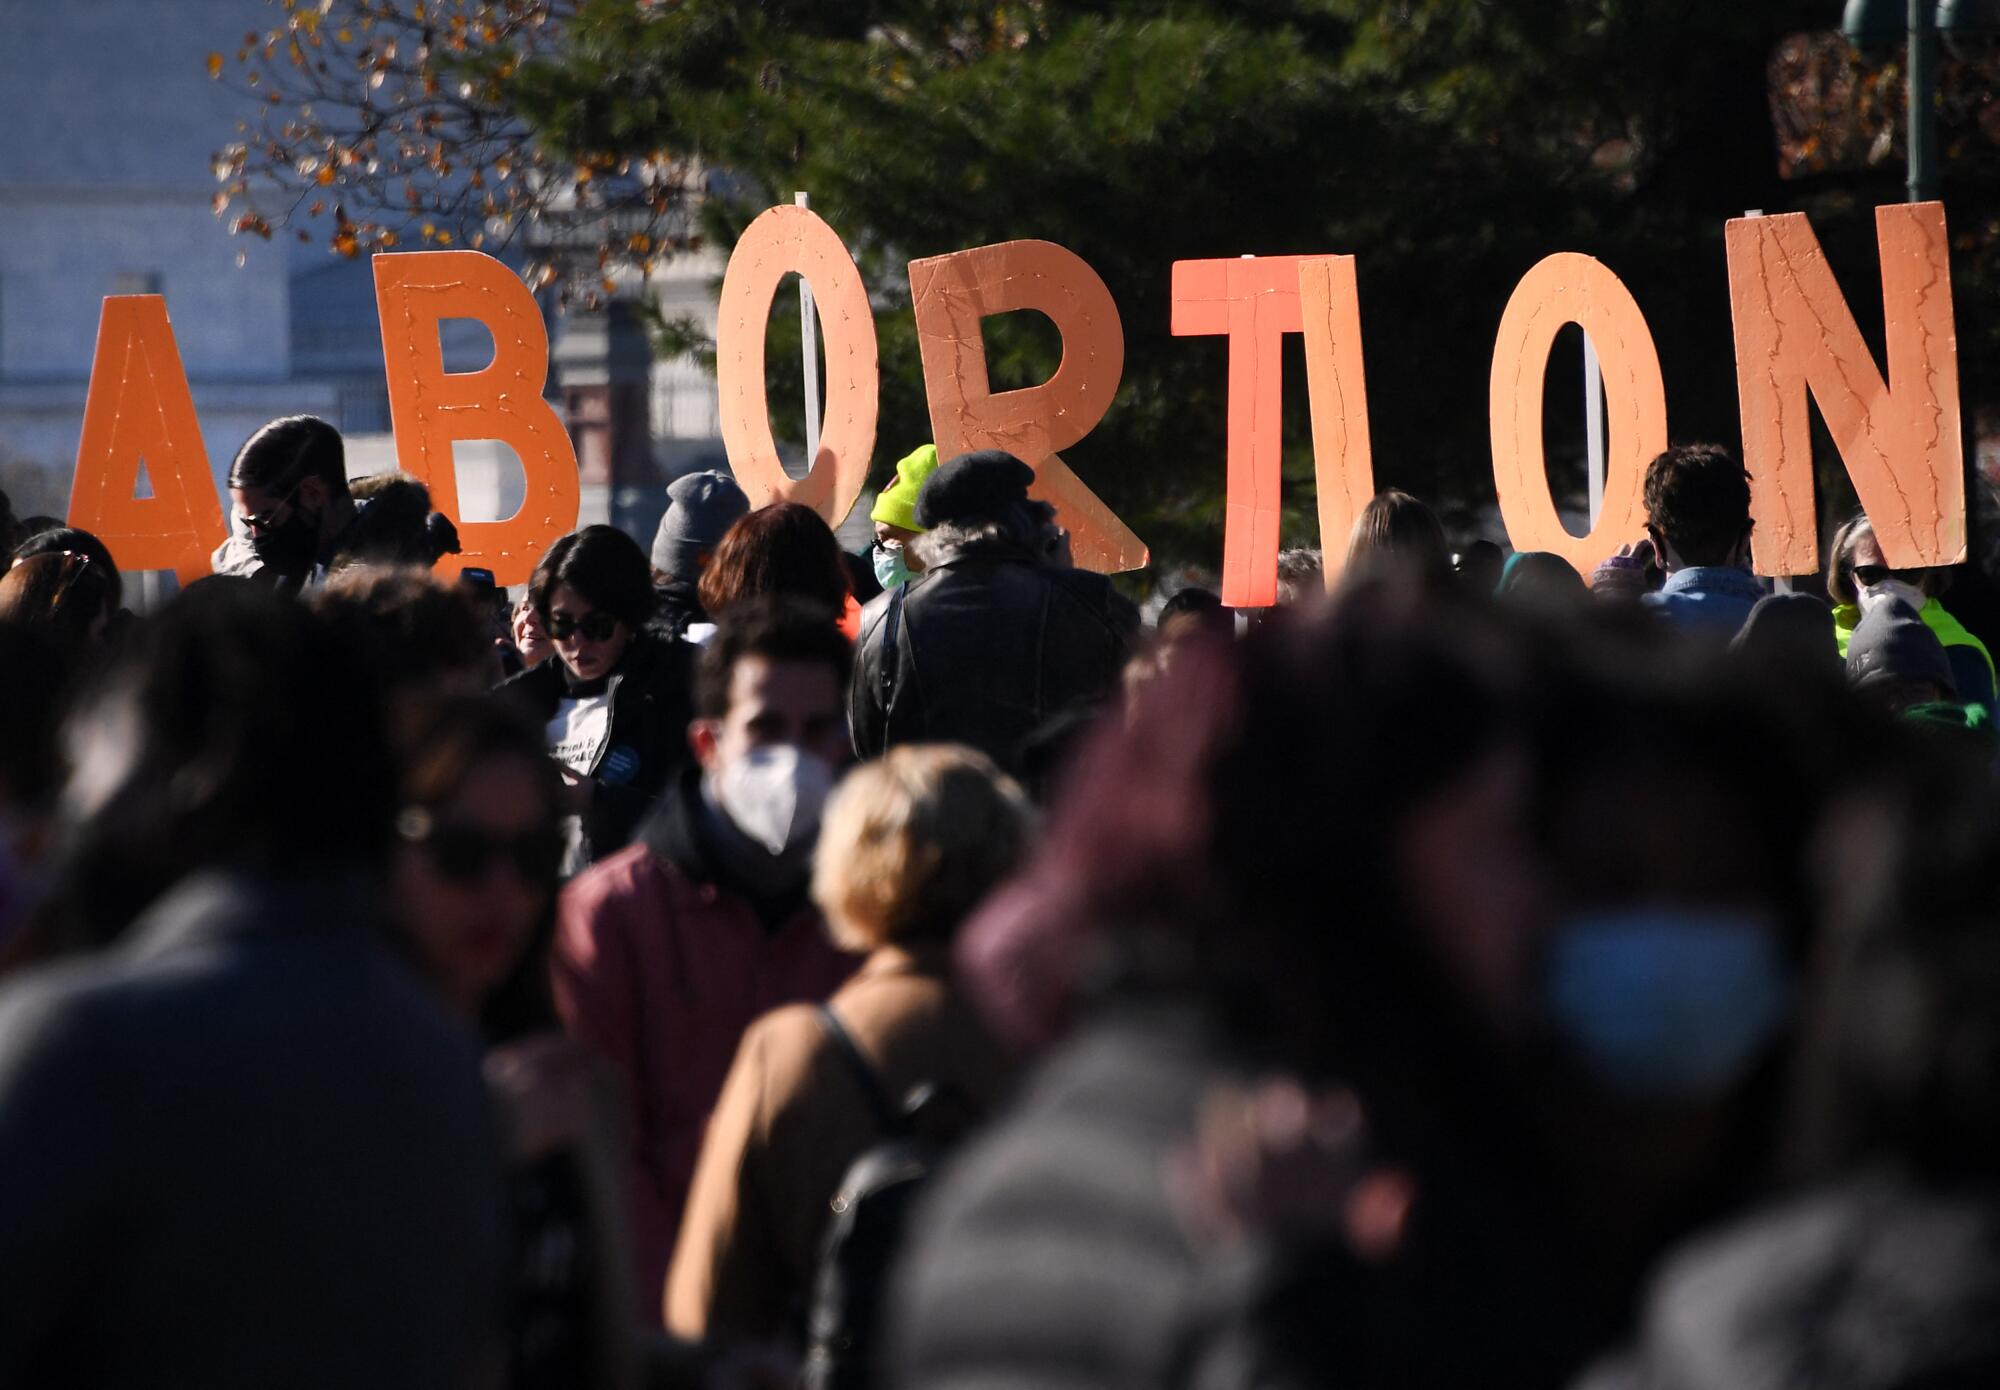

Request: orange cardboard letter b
left=374, top=251, right=579, bottom=584
left=67, top=296, right=228, bottom=584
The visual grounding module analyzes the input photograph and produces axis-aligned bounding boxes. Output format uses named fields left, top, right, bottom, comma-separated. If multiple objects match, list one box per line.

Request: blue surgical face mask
left=872, top=540, right=913, bottom=591
left=1543, top=907, right=1791, bottom=1101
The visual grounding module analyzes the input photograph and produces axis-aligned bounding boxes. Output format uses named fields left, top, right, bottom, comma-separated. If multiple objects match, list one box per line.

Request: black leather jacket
left=849, top=537, right=1138, bottom=777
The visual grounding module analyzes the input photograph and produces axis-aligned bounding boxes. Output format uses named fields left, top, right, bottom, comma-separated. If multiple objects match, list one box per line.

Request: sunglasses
left=545, top=610, right=620, bottom=642
left=399, top=811, right=563, bottom=884
left=239, top=477, right=306, bottom=535
left=1851, top=565, right=1914, bottom=589
left=48, top=550, right=94, bottom=605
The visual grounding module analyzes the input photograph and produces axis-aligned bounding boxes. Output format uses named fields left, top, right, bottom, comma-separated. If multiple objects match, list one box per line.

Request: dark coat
left=1575, top=1173, right=2000, bottom=1390
left=501, top=631, right=695, bottom=867
left=888, top=1010, right=1618, bottom=1390
left=0, top=869, right=507, bottom=1389
left=646, top=579, right=708, bottom=644
left=849, top=539, right=1138, bottom=776
left=885, top=1009, right=1217, bottom=1390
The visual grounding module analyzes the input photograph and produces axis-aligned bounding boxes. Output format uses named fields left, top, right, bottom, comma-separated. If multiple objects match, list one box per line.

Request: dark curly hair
left=1643, top=444, right=1752, bottom=567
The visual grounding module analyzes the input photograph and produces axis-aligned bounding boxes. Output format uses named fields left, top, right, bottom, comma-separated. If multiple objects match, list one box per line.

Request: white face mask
left=713, top=745, right=839, bottom=857
left=1859, top=577, right=1926, bottom=616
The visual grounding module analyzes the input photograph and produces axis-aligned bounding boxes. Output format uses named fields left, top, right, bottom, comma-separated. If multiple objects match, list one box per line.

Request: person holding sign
left=1633, top=445, right=1766, bottom=638
left=220, top=416, right=360, bottom=592
left=1827, top=512, right=1996, bottom=725
left=504, top=526, right=695, bottom=874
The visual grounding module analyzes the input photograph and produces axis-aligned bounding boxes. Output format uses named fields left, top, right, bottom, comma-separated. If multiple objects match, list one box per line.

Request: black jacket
left=849, top=538, right=1138, bottom=776
left=501, top=631, right=695, bottom=867
left=0, top=869, right=507, bottom=1388
left=646, top=579, right=708, bottom=644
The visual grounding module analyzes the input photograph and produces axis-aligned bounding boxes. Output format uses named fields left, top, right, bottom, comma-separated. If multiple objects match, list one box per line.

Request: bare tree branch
left=209, top=0, right=700, bottom=302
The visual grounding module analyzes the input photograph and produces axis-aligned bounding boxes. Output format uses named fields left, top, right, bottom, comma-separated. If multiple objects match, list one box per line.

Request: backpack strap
left=877, top=581, right=906, bottom=703
left=817, top=1004, right=906, bottom=1137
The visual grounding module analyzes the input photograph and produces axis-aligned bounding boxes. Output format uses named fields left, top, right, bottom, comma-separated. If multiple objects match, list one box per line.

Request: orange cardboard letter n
left=68, top=295, right=228, bottom=584
left=374, top=250, right=579, bottom=584
left=1726, top=203, right=1964, bottom=575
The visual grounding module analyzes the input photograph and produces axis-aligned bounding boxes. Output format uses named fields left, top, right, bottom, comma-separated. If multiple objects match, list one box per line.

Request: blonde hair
left=811, top=745, right=1035, bottom=952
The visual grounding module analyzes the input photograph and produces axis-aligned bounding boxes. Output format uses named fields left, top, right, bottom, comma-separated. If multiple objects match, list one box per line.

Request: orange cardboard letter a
left=67, top=296, right=228, bottom=585
left=374, top=251, right=579, bottom=584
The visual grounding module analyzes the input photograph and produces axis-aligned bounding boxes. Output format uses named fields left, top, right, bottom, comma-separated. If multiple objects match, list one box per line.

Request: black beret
left=915, top=450, right=1036, bottom=528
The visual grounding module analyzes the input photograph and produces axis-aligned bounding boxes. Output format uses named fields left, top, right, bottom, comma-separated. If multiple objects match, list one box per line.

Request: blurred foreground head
left=46, top=582, right=394, bottom=952
left=978, top=582, right=1831, bottom=1103
left=1015, top=580, right=1534, bottom=1077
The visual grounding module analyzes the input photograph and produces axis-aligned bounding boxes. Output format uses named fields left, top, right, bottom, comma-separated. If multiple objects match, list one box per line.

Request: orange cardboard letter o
left=1489, top=253, right=1664, bottom=576
left=715, top=204, right=879, bottom=525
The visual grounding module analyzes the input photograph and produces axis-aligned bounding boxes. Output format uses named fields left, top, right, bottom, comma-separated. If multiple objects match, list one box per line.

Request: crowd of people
left=1, top=418, right=1998, bottom=1390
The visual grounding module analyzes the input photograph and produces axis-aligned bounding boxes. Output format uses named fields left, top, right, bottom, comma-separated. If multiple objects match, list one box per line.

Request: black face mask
left=249, top=505, right=321, bottom=578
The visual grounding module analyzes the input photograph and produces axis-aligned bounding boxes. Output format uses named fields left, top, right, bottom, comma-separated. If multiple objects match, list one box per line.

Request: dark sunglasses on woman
left=544, top=610, right=619, bottom=642
left=398, top=810, right=564, bottom=884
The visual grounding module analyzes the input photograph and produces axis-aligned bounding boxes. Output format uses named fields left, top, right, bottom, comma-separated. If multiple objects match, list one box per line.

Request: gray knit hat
left=650, top=470, right=750, bottom=579
left=1847, top=598, right=1957, bottom=698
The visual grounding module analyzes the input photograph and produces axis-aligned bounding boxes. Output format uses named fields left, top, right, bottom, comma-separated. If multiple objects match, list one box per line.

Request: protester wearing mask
left=1578, top=732, right=2000, bottom=1390
left=850, top=450, right=1139, bottom=776
left=1827, top=511, right=1996, bottom=723
left=217, top=415, right=360, bottom=592
left=503, top=526, right=695, bottom=872
left=868, top=443, right=941, bottom=593
left=649, top=470, right=751, bottom=644
left=552, top=598, right=859, bottom=1321
left=896, top=594, right=1820, bottom=1390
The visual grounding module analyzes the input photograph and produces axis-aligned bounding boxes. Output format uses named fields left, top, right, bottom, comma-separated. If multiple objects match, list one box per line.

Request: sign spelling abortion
left=62, top=201, right=1964, bottom=602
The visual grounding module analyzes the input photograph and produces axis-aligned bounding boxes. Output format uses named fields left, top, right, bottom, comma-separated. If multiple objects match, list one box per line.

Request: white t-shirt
left=547, top=692, right=613, bottom=776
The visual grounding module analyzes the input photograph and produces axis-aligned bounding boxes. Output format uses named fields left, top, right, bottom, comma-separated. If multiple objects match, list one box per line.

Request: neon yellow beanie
left=868, top=444, right=941, bottom=533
